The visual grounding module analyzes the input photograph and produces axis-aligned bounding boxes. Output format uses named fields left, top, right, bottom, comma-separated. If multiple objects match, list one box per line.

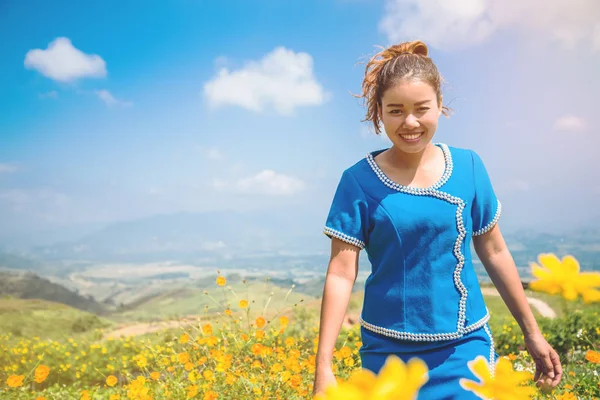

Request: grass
left=111, top=280, right=313, bottom=322
left=0, top=297, right=113, bottom=340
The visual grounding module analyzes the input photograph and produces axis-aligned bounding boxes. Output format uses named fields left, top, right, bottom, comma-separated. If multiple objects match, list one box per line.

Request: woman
left=312, top=40, right=562, bottom=399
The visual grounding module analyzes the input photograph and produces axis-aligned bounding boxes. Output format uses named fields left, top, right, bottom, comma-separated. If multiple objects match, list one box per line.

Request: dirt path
left=102, top=317, right=199, bottom=340
left=480, top=287, right=556, bottom=319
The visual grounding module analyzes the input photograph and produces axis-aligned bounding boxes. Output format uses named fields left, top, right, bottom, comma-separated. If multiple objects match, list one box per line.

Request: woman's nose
left=403, top=114, right=419, bottom=128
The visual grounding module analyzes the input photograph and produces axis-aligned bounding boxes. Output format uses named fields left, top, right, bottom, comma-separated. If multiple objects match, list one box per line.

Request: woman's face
left=379, top=79, right=442, bottom=154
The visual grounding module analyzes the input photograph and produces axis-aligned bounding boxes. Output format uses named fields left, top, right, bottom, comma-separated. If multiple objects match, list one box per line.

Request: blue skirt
left=359, top=324, right=498, bottom=400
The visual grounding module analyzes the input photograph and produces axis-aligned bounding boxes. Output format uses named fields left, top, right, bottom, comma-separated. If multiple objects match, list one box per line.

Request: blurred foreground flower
left=529, top=253, right=600, bottom=303
left=314, top=355, right=428, bottom=400
left=585, top=349, right=600, bottom=364
left=460, top=356, right=535, bottom=400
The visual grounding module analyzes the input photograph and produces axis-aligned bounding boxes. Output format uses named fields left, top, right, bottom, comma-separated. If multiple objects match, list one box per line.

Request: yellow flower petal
left=538, top=253, right=563, bottom=273
left=529, top=280, right=561, bottom=296
left=582, top=289, right=600, bottom=304
left=530, top=263, right=552, bottom=280
left=347, top=369, right=377, bottom=392
left=561, top=255, right=581, bottom=274
left=372, top=355, right=407, bottom=397
left=469, top=356, right=492, bottom=382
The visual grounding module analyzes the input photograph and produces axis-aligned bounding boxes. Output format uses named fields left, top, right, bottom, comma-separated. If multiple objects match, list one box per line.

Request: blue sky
left=1, top=0, right=599, bottom=241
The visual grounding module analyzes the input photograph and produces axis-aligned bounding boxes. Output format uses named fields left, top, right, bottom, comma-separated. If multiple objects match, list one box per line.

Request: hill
left=0, top=297, right=113, bottom=339
left=0, top=270, right=108, bottom=315
left=112, top=279, right=313, bottom=322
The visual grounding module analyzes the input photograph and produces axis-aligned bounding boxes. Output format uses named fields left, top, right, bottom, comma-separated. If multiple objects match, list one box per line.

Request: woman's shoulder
left=442, top=143, right=481, bottom=167
left=341, top=150, right=380, bottom=180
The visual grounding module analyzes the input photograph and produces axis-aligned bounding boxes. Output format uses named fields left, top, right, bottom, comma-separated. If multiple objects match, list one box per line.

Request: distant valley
left=1, top=211, right=599, bottom=327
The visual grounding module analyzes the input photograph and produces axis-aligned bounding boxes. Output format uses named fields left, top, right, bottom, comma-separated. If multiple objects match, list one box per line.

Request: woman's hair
left=356, top=40, right=450, bottom=135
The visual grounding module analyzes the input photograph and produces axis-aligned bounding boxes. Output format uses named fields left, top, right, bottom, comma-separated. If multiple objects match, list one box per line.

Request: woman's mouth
left=399, top=132, right=424, bottom=142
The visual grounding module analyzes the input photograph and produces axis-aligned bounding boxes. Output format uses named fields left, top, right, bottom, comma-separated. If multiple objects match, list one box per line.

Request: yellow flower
left=279, top=315, right=289, bottom=327
left=216, top=276, right=226, bottom=286
left=179, top=333, right=190, bottom=344
left=80, top=390, right=91, bottom=400
left=34, top=364, right=50, bottom=383
left=202, top=323, right=213, bottom=335
left=556, top=393, right=577, bottom=400
left=106, top=374, right=118, bottom=386
left=150, top=371, right=160, bottom=380
left=204, top=390, right=218, bottom=400
left=255, top=316, right=266, bottom=328
left=460, top=356, right=536, bottom=400
left=206, top=335, right=219, bottom=347
left=6, top=375, right=24, bottom=388
left=179, top=352, right=190, bottom=364
left=35, top=397, right=47, bottom=400
left=186, top=384, right=199, bottom=398
left=203, top=370, right=215, bottom=380
left=585, top=350, right=600, bottom=364
left=339, top=346, right=352, bottom=359
left=315, top=355, right=428, bottom=400
left=188, top=369, right=199, bottom=383
left=530, top=253, right=600, bottom=303
left=224, top=308, right=232, bottom=316
left=239, top=299, right=249, bottom=308
left=109, top=395, right=121, bottom=400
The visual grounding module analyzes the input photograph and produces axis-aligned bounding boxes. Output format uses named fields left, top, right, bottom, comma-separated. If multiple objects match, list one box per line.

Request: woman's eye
left=390, top=110, right=402, bottom=115
left=418, top=108, right=430, bottom=112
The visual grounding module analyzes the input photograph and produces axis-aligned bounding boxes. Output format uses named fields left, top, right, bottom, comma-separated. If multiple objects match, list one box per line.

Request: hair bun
left=386, top=40, right=429, bottom=58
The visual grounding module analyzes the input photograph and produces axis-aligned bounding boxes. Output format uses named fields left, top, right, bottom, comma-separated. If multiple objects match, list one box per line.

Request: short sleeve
left=323, top=170, right=368, bottom=249
left=470, top=150, right=501, bottom=236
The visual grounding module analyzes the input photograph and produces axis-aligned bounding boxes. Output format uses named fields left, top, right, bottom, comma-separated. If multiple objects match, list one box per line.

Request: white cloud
left=214, top=170, right=305, bottom=196
left=0, top=164, right=18, bottom=173
left=95, top=90, right=133, bottom=108
left=203, top=47, right=328, bottom=115
left=197, top=146, right=223, bottom=161
left=38, top=90, right=58, bottom=99
left=554, top=115, right=586, bottom=132
left=24, top=37, right=107, bottom=82
left=380, top=0, right=600, bottom=51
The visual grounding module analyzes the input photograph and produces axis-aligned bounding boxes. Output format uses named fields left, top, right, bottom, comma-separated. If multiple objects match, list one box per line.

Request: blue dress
left=323, top=143, right=501, bottom=399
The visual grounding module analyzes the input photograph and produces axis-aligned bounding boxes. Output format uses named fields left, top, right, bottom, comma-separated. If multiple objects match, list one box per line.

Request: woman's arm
left=315, top=237, right=360, bottom=368
left=473, top=223, right=562, bottom=389
left=313, top=238, right=360, bottom=395
left=472, top=224, right=539, bottom=337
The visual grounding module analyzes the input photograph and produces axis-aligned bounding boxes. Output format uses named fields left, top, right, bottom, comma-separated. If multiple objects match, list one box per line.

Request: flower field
left=1, top=254, right=599, bottom=399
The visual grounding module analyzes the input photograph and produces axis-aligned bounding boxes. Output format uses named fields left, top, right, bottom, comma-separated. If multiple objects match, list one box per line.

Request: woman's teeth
left=400, top=132, right=423, bottom=140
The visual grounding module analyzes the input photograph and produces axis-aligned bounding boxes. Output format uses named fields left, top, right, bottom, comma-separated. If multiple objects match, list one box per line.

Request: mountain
left=0, top=250, right=44, bottom=271
left=29, top=209, right=326, bottom=263
left=0, top=270, right=109, bottom=315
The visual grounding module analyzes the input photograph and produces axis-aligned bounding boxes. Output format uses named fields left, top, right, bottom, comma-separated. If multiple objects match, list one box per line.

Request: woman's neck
left=386, top=143, right=437, bottom=170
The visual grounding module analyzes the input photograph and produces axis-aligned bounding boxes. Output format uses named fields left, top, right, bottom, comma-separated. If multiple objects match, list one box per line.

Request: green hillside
left=0, top=270, right=108, bottom=314
left=0, top=297, right=113, bottom=340
left=113, top=280, right=313, bottom=322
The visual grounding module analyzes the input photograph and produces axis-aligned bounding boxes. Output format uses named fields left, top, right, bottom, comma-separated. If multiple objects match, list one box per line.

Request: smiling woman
left=313, top=40, right=563, bottom=399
